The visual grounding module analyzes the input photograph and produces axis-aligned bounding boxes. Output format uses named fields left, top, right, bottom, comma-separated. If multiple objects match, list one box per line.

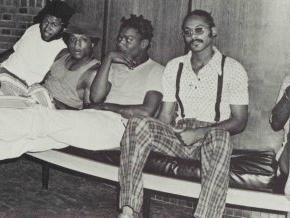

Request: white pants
left=0, top=105, right=125, bottom=160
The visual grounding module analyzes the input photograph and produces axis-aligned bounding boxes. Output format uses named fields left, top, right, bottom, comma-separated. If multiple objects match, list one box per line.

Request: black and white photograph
left=0, top=0, right=289, bottom=217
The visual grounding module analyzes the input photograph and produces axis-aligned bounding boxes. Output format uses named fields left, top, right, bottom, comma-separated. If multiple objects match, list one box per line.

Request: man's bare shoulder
left=54, top=48, right=69, bottom=61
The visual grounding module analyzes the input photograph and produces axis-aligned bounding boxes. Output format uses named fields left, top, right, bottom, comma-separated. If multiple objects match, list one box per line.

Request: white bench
left=26, top=150, right=290, bottom=217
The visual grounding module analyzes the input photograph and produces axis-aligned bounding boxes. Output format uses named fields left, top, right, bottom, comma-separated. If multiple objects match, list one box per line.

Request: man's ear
left=140, top=39, right=150, bottom=49
left=91, top=42, right=99, bottom=58
left=211, top=27, right=217, bottom=37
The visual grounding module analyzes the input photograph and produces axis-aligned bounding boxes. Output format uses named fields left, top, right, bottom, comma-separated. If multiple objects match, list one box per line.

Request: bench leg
left=42, top=163, right=49, bottom=189
left=142, top=189, right=151, bottom=218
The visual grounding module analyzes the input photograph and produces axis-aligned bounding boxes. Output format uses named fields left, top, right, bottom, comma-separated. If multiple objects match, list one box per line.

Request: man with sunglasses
left=119, top=10, right=249, bottom=218
left=0, top=0, right=75, bottom=93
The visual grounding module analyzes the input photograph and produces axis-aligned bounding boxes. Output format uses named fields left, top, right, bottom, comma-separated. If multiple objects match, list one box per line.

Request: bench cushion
left=58, top=147, right=278, bottom=193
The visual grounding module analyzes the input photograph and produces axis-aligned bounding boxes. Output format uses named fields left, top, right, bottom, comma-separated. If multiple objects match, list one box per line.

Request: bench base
left=26, top=150, right=290, bottom=216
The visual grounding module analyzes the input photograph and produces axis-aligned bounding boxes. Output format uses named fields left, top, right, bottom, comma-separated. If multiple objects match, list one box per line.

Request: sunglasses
left=182, top=25, right=210, bottom=37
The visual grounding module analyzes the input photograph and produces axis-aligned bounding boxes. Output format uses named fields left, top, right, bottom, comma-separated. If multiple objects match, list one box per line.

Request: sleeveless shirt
left=44, top=53, right=99, bottom=109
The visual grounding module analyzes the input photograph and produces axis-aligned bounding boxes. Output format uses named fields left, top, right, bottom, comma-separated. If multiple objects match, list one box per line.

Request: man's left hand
left=83, top=103, right=105, bottom=110
left=176, top=128, right=208, bottom=146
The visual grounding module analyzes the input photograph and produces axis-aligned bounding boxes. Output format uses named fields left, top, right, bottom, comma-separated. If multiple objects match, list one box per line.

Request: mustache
left=190, top=39, right=204, bottom=43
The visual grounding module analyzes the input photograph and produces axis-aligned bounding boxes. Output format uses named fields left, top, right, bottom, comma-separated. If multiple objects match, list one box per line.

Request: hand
left=107, top=51, right=136, bottom=69
left=176, top=128, right=207, bottom=146
left=29, top=83, right=43, bottom=90
left=83, top=103, right=105, bottom=110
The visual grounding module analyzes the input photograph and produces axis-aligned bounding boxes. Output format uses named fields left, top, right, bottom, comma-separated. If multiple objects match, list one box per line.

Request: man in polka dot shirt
left=119, top=10, right=249, bottom=218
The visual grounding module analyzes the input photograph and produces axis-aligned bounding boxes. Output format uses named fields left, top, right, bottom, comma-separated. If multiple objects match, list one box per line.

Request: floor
left=0, top=157, right=287, bottom=218
left=0, top=157, right=194, bottom=218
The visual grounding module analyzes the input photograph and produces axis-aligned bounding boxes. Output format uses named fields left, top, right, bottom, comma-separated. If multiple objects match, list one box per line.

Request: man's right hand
left=107, top=52, right=136, bottom=69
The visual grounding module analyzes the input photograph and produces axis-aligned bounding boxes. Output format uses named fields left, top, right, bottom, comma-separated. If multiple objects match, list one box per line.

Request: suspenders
left=175, top=55, right=227, bottom=122
left=214, top=55, right=226, bottom=122
left=175, top=63, right=185, bottom=119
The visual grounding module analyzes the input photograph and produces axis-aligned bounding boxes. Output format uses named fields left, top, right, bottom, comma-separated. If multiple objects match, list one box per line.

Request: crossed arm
left=270, top=86, right=290, bottom=131
left=89, top=52, right=135, bottom=103
left=159, top=101, right=248, bottom=145
left=87, top=90, right=162, bottom=118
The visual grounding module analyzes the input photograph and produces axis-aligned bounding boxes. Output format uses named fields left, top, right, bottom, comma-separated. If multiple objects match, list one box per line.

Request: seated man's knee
left=207, top=128, right=231, bottom=146
left=128, top=116, right=149, bottom=127
left=208, top=127, right=229, bottom=136
left=128, top=116, right=156, bottom=127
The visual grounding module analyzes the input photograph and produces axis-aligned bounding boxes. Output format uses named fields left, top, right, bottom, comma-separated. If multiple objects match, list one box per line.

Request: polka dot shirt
left=162, top=47, right=249, bottom=123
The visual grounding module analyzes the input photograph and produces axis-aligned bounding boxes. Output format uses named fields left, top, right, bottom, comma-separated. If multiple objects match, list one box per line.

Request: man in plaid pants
left=119, top=10, right=249, bottom=218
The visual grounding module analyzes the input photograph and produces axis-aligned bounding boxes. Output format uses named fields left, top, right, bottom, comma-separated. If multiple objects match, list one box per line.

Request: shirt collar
left=183, top=46, right=223, bottom=75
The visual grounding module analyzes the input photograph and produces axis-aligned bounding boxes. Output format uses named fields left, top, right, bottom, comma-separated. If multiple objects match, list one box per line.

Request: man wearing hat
left=42, top=14, right=100, bottom=110
left=0, top=0, right=75, bottom=93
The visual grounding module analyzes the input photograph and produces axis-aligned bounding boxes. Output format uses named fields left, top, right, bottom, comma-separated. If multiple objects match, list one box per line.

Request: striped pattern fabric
left=28, top=84, right=55, bottom=109
left=119, top=117, right=233, bottom=218
left=0, top=72, right=54, bottom=109
left=0, top=70, right=28, bottom=96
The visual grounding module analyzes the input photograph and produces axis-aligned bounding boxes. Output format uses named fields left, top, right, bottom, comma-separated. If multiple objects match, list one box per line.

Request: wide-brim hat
left=64, top=13, right=100, bottom=40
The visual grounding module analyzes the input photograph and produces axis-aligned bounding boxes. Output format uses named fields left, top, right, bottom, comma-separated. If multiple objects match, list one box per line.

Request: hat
left=64, top=13, right=100, bottom=40
left=34, top=0, right=75, bottom=26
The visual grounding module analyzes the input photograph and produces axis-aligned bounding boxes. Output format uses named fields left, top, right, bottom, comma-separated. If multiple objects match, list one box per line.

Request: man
left=42, top=16, right=101, bottom=110
left=0, top=0, right=75, bottom=91
left=270, top=76, right=290, bottom=199
left=118, top=10, right=248, bottom=218
left=87, top=14, right=163, bottom=118
left=0, top=15, right=163, bottom=160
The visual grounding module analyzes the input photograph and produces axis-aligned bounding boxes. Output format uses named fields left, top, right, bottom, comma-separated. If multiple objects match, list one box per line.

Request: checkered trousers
left=119, top=116, right=233, bottom=218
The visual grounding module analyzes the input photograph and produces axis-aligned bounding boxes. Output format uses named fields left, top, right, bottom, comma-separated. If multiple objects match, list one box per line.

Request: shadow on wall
left=197, top=0, right=290, bottom=151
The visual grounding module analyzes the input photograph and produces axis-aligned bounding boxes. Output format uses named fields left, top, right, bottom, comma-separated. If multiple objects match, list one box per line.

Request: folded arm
left=158, top=102, right=248, bottom=145
left=90, top=52, right=134, bottom=103
left=184, top=104, right=248, bottom=145
left=211, top=104, right=248, bottom=135
left=270, top=87, right=290, bottom=131
left=88, top=90, right=162, bottom=118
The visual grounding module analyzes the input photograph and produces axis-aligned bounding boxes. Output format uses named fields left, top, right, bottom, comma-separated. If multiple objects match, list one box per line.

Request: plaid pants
left=119, top=116, right=233, bottom=218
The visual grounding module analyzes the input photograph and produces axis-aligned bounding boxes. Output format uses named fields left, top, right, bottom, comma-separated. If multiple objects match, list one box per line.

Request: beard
left=39, top=25, right=64, bottom=42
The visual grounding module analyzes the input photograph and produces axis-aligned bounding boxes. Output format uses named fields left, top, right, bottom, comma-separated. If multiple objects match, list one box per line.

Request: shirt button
left=198, top=78, right=201, bottom=81
left=195, top=86, right=197, bottom=89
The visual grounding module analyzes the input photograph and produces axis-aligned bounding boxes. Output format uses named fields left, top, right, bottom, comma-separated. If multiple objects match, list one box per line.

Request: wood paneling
left=65, top=0, right=106, bottom=60
left=135, top=0, right=189, bottom=64
left=103, top=0, right=137, bottom=55
left=105, top=0, right=189, bottom=65
left=191, top=0, right=290, bottom=150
